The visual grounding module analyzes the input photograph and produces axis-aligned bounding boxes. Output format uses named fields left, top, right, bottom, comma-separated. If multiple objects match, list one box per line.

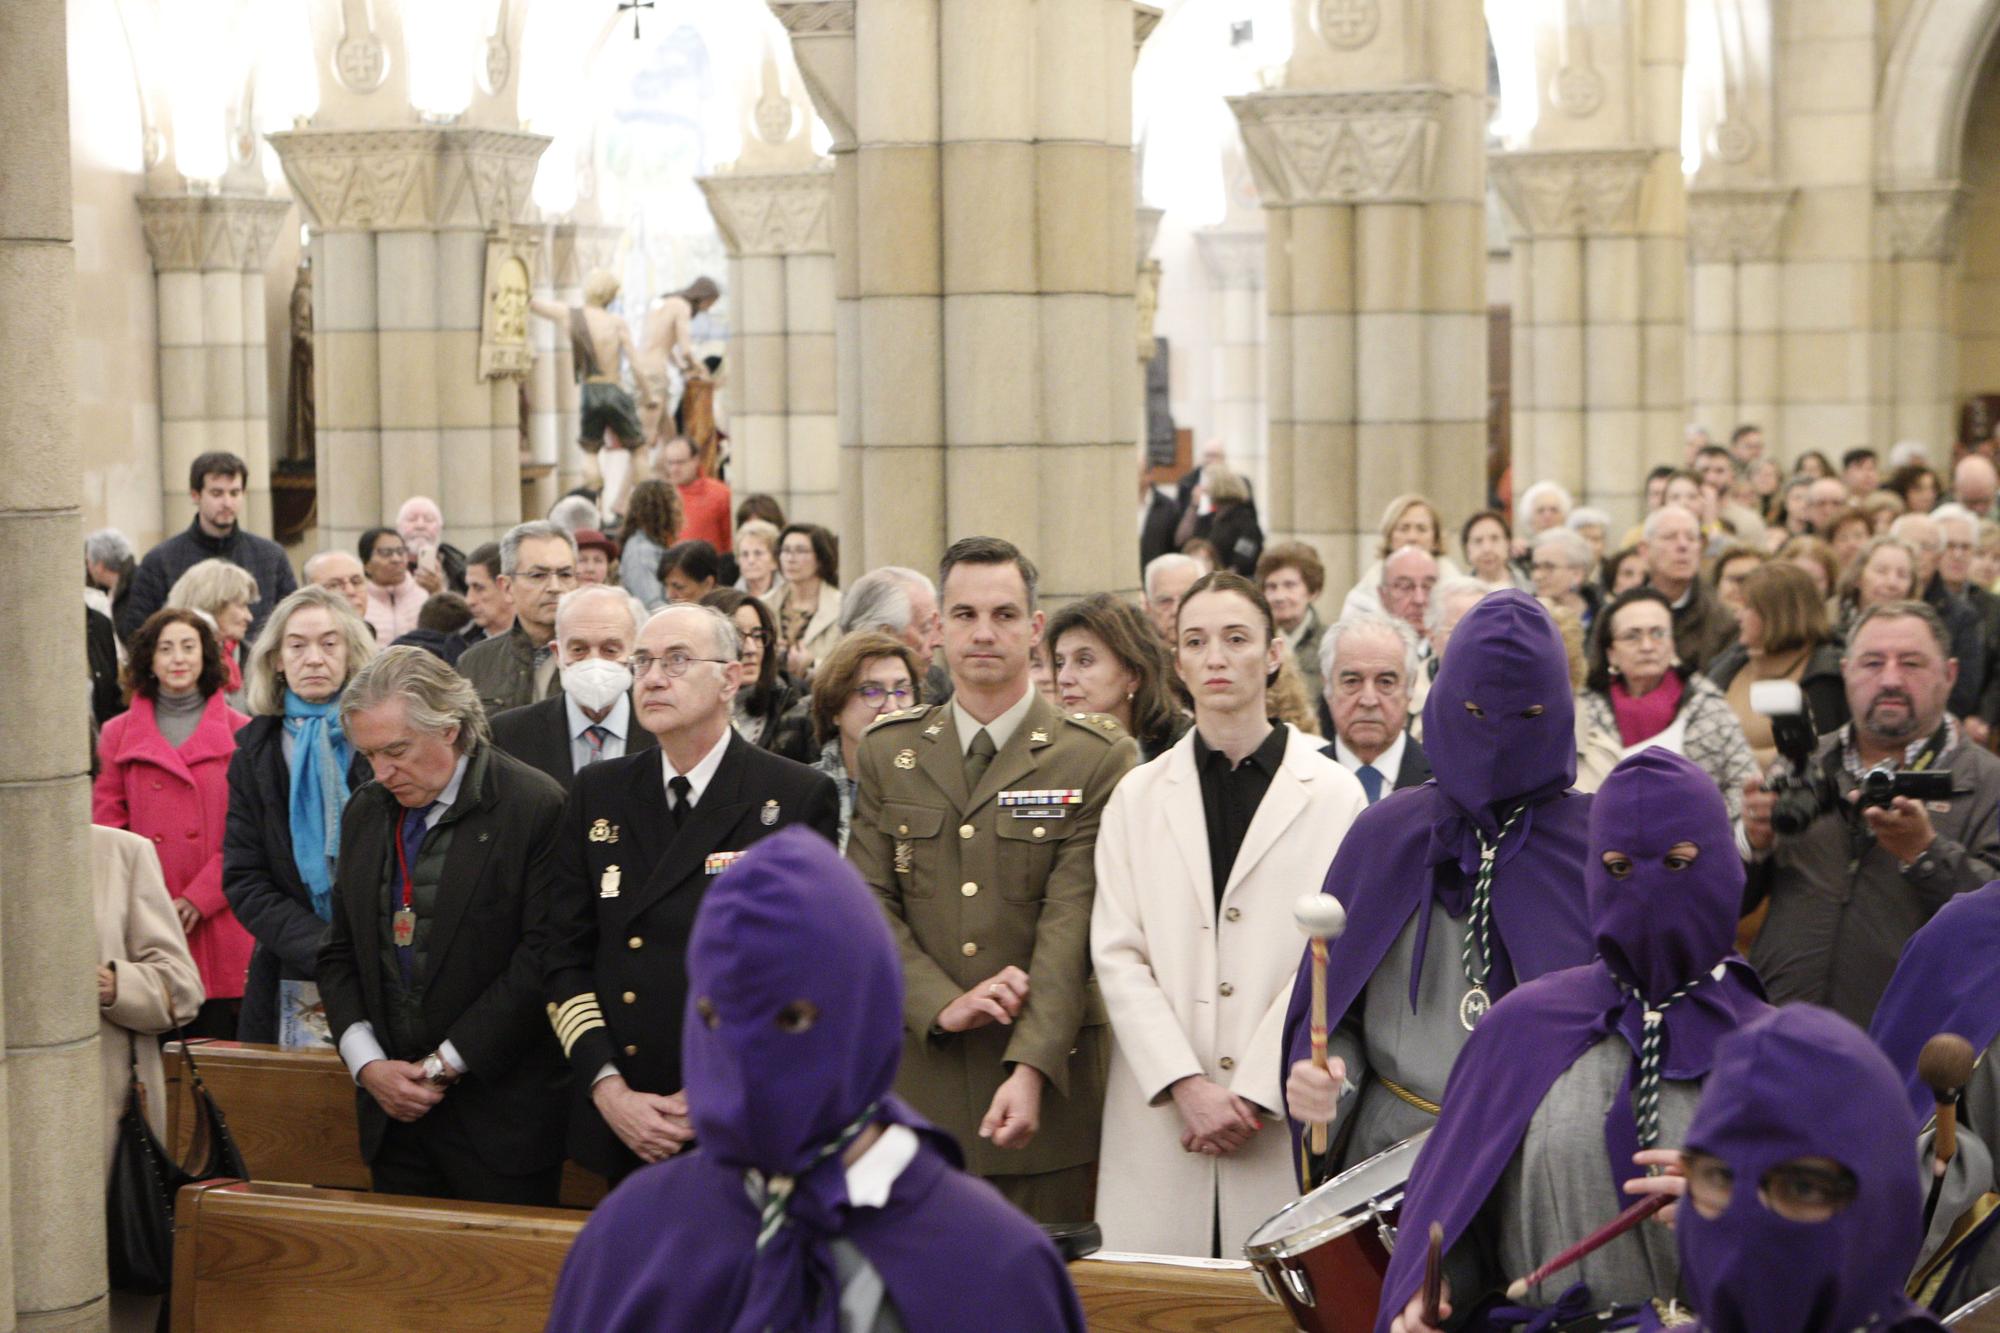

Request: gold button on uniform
left=898, top=823, right=910, bottom=835
left=959, top=824, right=975, bottom=840
left=961, top=882, right=978, bottom=897
left=1219, top=1056, right=1236, bottom=1071
left=961, top=942, right=978, bottom=957
left=624, top=1044, right=638, bottom=1056
left=1031, top=827, right=1046, bottom=839
left=627, top=936, right=643, bottom=950
left=1218, top=982, right=1234, bottom=997
left=622, top=991, right=637, bottom=1004
left=1224, top=907, right=1241, bottom=922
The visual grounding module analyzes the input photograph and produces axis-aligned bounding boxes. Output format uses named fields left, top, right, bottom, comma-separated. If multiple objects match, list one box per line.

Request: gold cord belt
left=1377, top=1074, right=1441, bottom=1116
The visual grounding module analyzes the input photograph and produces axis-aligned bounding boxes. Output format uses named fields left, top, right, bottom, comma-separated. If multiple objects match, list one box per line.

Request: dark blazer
left=1318, top=731, right=1431, bottom=794
left=317, top=745, right=571, bottom=1177
left=490, top=695, right=657, bottom=791
left=223, top=714, right=370, bottom=1043
left=545, top=732, right=841, bottom=1176
left=1140, top=486, right=1180, bottom=570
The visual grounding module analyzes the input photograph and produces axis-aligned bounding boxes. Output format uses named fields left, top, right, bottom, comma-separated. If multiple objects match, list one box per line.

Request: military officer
left=849, top=536, right=1139, bottom=1223
left=544, top=603, right=840, bottom=1181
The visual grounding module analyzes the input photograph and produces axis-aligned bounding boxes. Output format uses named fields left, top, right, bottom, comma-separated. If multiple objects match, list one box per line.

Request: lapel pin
left=761, top=799, right=780, bottom=827
left=589, top=818, right=619, bottom=844
left=599, top=865, right=621, bottom=899
left=1029, top=728, right=1049, bottom=744
left=895, top=748, right=917, bottom=770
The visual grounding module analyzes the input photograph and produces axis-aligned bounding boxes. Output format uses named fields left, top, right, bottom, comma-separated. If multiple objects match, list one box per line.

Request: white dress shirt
left=566, top=692, right=632, bottom=774
left=663, top=724, right=733, bottom=809
left=1332, top=731, right=1408, bottom=795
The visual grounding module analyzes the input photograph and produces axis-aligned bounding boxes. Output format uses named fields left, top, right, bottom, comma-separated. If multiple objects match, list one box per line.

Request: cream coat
left=1091, top=725, right=1366, bottom=1256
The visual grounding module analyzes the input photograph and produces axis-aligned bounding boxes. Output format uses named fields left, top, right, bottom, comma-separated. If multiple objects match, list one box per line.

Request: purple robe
left=1870, top=879, right=2000, bottom=1122
left=545, top=828, right=1084, bottom=1333
left=1671, top=1005, right=1945, bottom=1333
left=1373, top=749, right=1768, bottom=1332
left=1281, top=591, right=1594, bottom=1169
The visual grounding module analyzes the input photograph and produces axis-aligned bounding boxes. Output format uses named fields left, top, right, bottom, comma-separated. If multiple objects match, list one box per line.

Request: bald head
left=1956, top=454, right=1998, bottom=518
left=1380, top=545, right=1439, bottom=636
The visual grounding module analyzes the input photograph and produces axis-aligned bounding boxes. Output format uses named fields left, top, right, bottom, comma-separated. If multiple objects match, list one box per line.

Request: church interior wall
left=1958, top=43, right=2000, bottom=402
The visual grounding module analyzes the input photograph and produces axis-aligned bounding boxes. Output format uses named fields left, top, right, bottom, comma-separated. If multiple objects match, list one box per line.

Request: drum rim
left=1242, top=1192, right=1374, bottom=1260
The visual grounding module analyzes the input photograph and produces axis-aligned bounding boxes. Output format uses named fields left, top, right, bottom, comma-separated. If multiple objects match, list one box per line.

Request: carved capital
left=265, top=128, right=550, bottom=232
left=547, top=224, right=624, bottom=292
left=137, top=194, right=294, bottom=272
left=769, top=0, right=854, bottom=33
left=771, top=1, right=856, bottom=151
left=1134, top=3, right=1163, bottom=56
left=1686, top=187, right=1794, bottom=263
left=1488, top=148, right=1652, bottom=238
left=1193, top=228, right=1265, bottom=289
left=1876, top=183, right=1965, bottom=262
left=698, top=166, right=835, bottom=257
left=1227, top=87, right=1448, bottom=207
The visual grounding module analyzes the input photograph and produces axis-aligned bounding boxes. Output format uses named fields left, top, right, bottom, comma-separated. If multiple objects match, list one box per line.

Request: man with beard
left=1743, top=600, right=2000, bottom=1027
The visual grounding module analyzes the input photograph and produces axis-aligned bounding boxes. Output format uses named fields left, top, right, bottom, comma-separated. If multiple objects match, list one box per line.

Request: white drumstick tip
left=1293, top=893, right=1347, bottom=940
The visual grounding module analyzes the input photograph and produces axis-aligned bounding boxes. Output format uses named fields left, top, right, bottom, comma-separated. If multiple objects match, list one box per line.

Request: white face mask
left=561, top=657, right=634, bottom=713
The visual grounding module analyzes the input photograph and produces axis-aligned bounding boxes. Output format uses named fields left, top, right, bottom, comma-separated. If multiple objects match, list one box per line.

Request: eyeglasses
left=630, top=651, right=733, bottom=679
left=1612, top=626, right=1672, bottom=646
left=738, top=628, right=768, bottom=645
left=513, top=566, right=578, bottom=587
left=855, top=683, right=915, bottom=708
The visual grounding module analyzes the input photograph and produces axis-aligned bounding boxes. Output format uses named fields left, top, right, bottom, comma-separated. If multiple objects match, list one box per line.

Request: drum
left=1949, top=1283, right=2000, bottom=1330
left=1243, top=1132, right=1430, bottom=1333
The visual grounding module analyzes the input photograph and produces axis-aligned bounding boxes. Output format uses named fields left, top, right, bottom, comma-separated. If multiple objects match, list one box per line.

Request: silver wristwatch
left=420, top=1051, right=460, bottom=1089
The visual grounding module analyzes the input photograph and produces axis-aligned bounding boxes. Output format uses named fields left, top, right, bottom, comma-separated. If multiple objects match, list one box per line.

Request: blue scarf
left=284, top=690, right=353, bottom=921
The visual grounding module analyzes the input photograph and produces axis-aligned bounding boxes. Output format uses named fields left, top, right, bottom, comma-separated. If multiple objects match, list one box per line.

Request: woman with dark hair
left=659, top=539, right=721, bottom=603
left=733, top=493, right=785, bottom=529
left=701, top=588, right=799, bottom=751
left=1707, top=561, right=1848, bottom=768
left=1885, top=463, right=1942, bottom=515
left=1046, top=593, right=1187, bottom=761
left=1575, top=587, right=1756, bottom=818
left=810, top=631, right=924, bottom=852
left=1600, top=543, right=1647, bottom=596
left=763, top=522, right=842, bottom=679
left=93, top=608, right=252, bottom=1038
left=618, top=479, right=683, bottom=612
left=1792, top=449, right=1835, bottom=480
left=1458, top=509, right=1520, bottom=593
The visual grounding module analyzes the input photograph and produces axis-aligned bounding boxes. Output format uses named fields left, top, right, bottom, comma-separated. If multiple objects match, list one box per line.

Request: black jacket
left=545, top=733, right=840, bottom=1176
left=1925, top=574, right=1987, bottom=720
left=490, top=695, right=658, bottom=791
left=88, top=606, right=123, bottom=728
left=1140, top=486, right=1180, bottom=570
left=1705, top=641, right=1849, bottom=738
left=118, top=519, right=297, bottom=641
left=317, top=746, right=572, bottom=1175
left=223, top=714, right=371, bottom=1043
left=1208, top=502, right=1265, bottom=578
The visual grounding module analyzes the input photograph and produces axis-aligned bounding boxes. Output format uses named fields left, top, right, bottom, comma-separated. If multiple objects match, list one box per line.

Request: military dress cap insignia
left=924, top=720, right=945, bottom=737
left=760, top=799, right=780, bottom=827
left=895, top=748, right=917, bottom=770
left=588, top=818, right=618, bottom=843
left=599, top=865, right=622, bottom=898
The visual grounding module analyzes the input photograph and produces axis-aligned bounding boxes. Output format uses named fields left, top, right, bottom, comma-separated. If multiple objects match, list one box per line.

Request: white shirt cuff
left=338, top=1022, right=388, bottom=1083
left=592, top=1062, right=622, bottom=1086
left=438, top=1039, right=466, bottom=1074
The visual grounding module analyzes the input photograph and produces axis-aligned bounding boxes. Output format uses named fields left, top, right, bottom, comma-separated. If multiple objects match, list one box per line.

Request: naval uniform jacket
left=544, top=732, right=841, bottom=1176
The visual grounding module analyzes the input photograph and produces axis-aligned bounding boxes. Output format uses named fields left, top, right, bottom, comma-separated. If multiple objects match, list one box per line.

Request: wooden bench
left=164, top=1041, right=606, bottom=1209
left=170, top=1180, right=1292, bottom=1332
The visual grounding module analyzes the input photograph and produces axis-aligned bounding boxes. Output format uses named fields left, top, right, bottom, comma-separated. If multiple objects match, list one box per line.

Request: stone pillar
left=1193, top=227, right=1267, bottom=498
left=1876, top=183, right=1965, bottom=449
left=778, top=0, right=1140, bottom=597
left=1687, top=188, right=1793, bottom=439
left=266, top=129, right=549, bottom=556
left=1229, top=2, right=1489, bottom=601
left=136, top=195, right=294, bottom=540
left=533, top=223, right=621, bottom=506
left=0, top=2, right=109, bottom=1329
left=698, top=167, right=839, bottom=528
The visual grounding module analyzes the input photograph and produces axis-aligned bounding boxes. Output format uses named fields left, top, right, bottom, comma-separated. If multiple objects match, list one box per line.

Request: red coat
left=93, top=693, right=253, bottom=1001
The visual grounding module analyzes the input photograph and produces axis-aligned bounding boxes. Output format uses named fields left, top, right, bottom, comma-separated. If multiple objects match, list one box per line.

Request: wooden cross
left=617, top=0, right=654, bottom=39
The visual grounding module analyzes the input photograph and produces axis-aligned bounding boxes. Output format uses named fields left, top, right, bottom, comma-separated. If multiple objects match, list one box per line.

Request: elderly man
left=359, top=527, right=425, bottom=642
left=396, top=495, right=466, bottom=595
left=544, top=604, right=840, bottom=1182
left=841, top=565, right=950, bottom=703
left=1317, top=612, right=1429, bottom=803
left=316, top=647, right=571, bottom=1204
left=461, top=542, right=513, bottom=646
left=1378, top=545, right=1438, bottom=652
left=1642, top=504, right=1738, bottom=670
left=1807, top=477, right=1851, bottom=533
left=1143, top=552, right=1203, bottom=644
left=1743, top=601, right=2000, bottom=1028
left=305, top=550, right=371, bottom=623
left=490, top=585, right=658, bottom=790
left=458, top=522, right=579, bottom=717
left=1955, top=452, right=2000, bottom=520
left=1893, top=512, right=1985, bottom=719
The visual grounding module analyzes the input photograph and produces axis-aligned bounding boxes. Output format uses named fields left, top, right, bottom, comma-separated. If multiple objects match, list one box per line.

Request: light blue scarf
left=284, top=689, right=353, bottom=921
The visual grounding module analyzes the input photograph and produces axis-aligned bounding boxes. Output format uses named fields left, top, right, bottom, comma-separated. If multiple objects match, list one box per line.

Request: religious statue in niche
left=639, top=277, right=724, bottom=471
left=284, top=257, right=314, bottom=466
left=531, top=269, right=644, bottom=522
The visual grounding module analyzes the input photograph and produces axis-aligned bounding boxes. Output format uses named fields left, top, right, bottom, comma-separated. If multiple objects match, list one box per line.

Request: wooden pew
left=170, top=1180, right=1294, bottom=1332
left=164, top=1040, right=606, bottom=1208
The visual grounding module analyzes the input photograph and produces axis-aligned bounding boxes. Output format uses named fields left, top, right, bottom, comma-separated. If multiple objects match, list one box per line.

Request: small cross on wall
left=617, top=0, right=655, bottom=40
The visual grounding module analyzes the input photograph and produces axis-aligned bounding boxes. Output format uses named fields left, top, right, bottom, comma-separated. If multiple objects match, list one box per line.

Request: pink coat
left=93, top=693, right=253, bottom=1001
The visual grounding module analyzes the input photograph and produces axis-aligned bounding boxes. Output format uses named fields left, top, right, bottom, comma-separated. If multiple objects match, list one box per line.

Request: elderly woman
left=809, top=631, right=922, bottom=851
left=1834, top=534, right=1919, bottom=635
left=1203, top=464, right=1264, bottom=577
left=1709, top=543, right=1765, bottom=614
left=222, top=586, right=376, bottom=1044
left=1047, top=593, right=1186, bottom=761
left=617, top=479, right=683, bottom=612
left=731, top=518, right=780, bottom=599
left=94, top=608, right=251, bottom=1038
left=167, top=557, right=259, bottom=710
left=1256, top=542, right=1329, bottom=701
left=701, top=588, right=798, bottom=751
left=1565, top=506, right=1611, bottom=564
left=1707, top=561, right=1848, bottom=767
left=1776, top=533, right=1843, bottom=600
left=1528, top=525, right=1599, bottom=630
left=763, top=521, right=842, bottom=680
left=1577, top=587, right=1757, bottom=820
left=1344, top=495, right=1464, bottom=617
left=1458, top=510, right=1520, bottom=593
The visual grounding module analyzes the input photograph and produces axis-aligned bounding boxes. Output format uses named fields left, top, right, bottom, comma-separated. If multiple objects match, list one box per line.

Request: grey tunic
left=830, top=1239, right=909, bottom=1333
left=1918, top=1033, right=2000, bottom=1307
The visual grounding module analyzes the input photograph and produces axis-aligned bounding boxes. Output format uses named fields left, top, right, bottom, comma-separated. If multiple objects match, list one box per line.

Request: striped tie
left=1620, top=976, right=1705, bottom=1150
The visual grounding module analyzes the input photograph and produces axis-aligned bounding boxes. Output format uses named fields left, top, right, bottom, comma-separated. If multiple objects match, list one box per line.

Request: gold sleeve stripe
left=554, top=1001, right=604, bottom=1038
left=556, top=1010, right=606, bottom=1056
left=551, top=994, right=606, bottom=1054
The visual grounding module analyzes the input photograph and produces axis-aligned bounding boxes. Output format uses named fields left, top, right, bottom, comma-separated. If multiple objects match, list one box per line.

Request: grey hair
left=1887, top=440, right=1933, bottom=471
left=303, top=549, right=359, bottom=581
left=1891, top=513, right=1944, bottom=552
left=1931, top=503, right=1978, bottom=536
left=1641, top=503, right=1700, bottom=544
left=1426, top=575, right=1489, bottom=634
left=1144, top=552, right=1202, bottom=602
left=1566, top=506, right=1611, bottom=534
left=1532, top=526, right=1592, bottom=569
left=339, top=645, right=490, bottom=753
left=841, top=566, right=926, bottom=635
left=1847, top=599, right=1952, bottom=660
left=85, top=528, right=134, bottom=568
left=644, top=603, right=742, bottom=662
left=1515, top=480, right=1573, bottom=529
left=546, top=495, right=600, bottom=534
left=166, top=557, right=260, bottom=617
left=499, top=520, right=578, bottom=576
left=244, top=585, right=377, bottom=716
left=555, top=584, right=640, bottom=641
left=1318, top=611, right=1421, bottom=694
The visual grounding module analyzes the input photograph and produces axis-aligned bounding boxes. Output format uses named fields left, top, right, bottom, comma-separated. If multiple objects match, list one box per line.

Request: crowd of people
left=76, top=423, right=2000, bottom=1332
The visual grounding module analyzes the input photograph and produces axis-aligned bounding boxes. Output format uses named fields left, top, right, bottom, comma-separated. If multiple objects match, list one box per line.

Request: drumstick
left=1504, top=1194, right=1670, bottom=1301
left=1920, top=1033, right=1976, bottom=1178
left=1421, top=1221, right=1444, bottom=1325
left=1293, top=895, right=1349, bottom=1157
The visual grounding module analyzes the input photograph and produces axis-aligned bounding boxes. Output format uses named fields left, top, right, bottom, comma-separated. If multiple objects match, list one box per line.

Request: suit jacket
left=848, top=693, right=1139, bottom=1178
left=490, top=694, right=658, bottom=790
left=544, top=732, right=841, bottom=1176
left=316, top=745, right=572, bottom=1174
left=1317, top=731, right=1432, bottom=794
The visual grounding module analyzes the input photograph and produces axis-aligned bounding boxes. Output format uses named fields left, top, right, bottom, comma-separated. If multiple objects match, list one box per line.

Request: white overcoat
left=1091, top=725, right=1365, bottom=1256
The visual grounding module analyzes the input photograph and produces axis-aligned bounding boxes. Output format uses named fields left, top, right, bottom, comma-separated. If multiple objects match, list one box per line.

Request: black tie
left=668, top=775, right=692, bottom=830
left=964, top=728, right=998, bottom=790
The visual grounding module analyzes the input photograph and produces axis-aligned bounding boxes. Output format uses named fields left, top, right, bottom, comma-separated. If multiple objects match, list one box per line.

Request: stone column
left=136, top=195, right=294, bottom=539
left=1687, top=188, right=1793, bottom=438
left=266, top=129, right=549, bottom=556
left=698, top=167, right=839, bottom=528
left=0, top=2, right=109, bottom=1329
left=779, top=0, right=1140, bottom=597
left=1876, top=183, right=1965, bottom=449
left=1229, top=1, right=1490, bottom=601
left=1193, top=227, right=1267, bottom=498
left=532, top=223, right=621, bottom=507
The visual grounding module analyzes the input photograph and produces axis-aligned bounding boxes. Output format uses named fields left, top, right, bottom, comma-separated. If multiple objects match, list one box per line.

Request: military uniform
left=848, top=690, right=1138, bottom=1222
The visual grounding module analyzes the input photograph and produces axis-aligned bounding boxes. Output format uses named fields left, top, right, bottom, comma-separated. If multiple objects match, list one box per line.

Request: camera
left=1854, top=762, right=1953, bottom=811
left=1750, top=680, right=1956, bottom=834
